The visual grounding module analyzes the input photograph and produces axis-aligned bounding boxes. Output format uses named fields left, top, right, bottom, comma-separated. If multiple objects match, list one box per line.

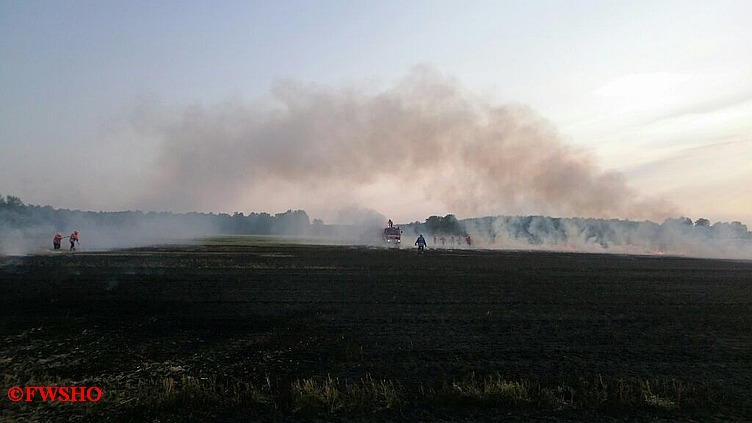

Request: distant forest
left=0, top=195, right=311, bottom=236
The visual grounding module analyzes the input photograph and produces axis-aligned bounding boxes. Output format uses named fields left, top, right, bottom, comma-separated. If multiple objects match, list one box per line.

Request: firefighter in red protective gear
left=69, top=231, right=79, bottom=251
left=53, top=233, right=63, bottom=250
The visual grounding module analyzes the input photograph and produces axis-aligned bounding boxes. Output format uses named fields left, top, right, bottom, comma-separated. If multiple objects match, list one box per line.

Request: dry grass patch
left=433, top=373, right=531, bottom=406
left=291, top=374, right=402, bottom=414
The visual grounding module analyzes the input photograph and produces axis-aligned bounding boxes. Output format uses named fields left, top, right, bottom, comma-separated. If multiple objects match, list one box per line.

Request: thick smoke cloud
left=141, top=68, right=675, bottom=221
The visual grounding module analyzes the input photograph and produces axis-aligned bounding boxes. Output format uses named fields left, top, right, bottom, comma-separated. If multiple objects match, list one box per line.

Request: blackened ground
left=1, top=242, right=752, bottom=421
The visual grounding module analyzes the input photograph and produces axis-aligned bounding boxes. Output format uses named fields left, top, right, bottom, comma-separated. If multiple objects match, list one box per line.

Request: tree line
left=0, top=195, right=311, bottom=236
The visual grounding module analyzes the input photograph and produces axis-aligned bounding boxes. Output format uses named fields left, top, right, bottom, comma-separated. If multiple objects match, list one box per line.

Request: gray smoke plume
left=137, top=67, right=675, bottom=221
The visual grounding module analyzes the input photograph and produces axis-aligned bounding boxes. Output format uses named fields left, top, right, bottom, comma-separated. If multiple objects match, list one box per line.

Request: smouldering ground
left=2, top=239, right=752, bottom=421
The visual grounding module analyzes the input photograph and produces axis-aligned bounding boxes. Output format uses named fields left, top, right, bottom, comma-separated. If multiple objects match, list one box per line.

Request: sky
left=1, top=0, right=751, bottom=225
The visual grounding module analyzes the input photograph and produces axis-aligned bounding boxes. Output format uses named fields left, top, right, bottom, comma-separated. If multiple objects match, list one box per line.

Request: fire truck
left=383, top=220, right=402, bottom=244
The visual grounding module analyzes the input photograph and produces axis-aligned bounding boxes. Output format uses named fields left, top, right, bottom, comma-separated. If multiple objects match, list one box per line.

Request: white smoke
left=132, top=67, right=676, bottom=222
left=451, top=215, right=752, bottom=259
left=0, top=210, right=218, bottom=256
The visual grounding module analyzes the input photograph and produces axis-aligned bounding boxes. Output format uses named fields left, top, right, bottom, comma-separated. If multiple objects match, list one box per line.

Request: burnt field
left=2, top=240, right=752, bottom=421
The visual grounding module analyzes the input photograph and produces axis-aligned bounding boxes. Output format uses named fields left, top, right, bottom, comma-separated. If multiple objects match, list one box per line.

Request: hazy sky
left=2, top=0, right=751, bottom=224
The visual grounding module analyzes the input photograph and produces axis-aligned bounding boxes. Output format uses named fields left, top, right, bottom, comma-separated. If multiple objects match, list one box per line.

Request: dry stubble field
left=2, top=238, right=752, bottom=421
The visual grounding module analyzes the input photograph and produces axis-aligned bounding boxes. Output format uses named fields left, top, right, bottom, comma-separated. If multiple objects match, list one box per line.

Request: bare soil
left=2, top=242, right=752, bottom=421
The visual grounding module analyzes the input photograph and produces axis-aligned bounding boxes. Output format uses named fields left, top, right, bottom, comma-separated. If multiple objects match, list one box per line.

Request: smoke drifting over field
left=400, top=213, right=752, bottom=260
left=1, top=195, right=749, bottom=259
left=140, top=67, right=675, bottom=221
left=0, top=203, right=218, bottom=256
left=457, top=215, right=752, bottom=260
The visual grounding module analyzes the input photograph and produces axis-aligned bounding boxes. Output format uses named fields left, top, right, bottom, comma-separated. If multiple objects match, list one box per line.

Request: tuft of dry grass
left=431, top=373, right=531, bottom=406
left=126, top=374, right=273, bottom=410
left=533, top=376, right=689, bottom=411
left=291, top=374, right=402, bottom=414
left=419, top=373, right=699, bottom=413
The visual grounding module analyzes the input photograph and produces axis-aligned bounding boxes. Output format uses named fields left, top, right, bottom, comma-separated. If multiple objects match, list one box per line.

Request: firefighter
left=415, top=234, right=427, bottom=252
left=388, top=219, right=393, bottom=228
left=69, top=231, right=79, bottom=251
left=53, top=233, right=63, bottom=250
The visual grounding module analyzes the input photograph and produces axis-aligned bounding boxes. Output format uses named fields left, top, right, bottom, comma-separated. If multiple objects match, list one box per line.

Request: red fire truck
left=383, top=220, right=401, bottom=244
